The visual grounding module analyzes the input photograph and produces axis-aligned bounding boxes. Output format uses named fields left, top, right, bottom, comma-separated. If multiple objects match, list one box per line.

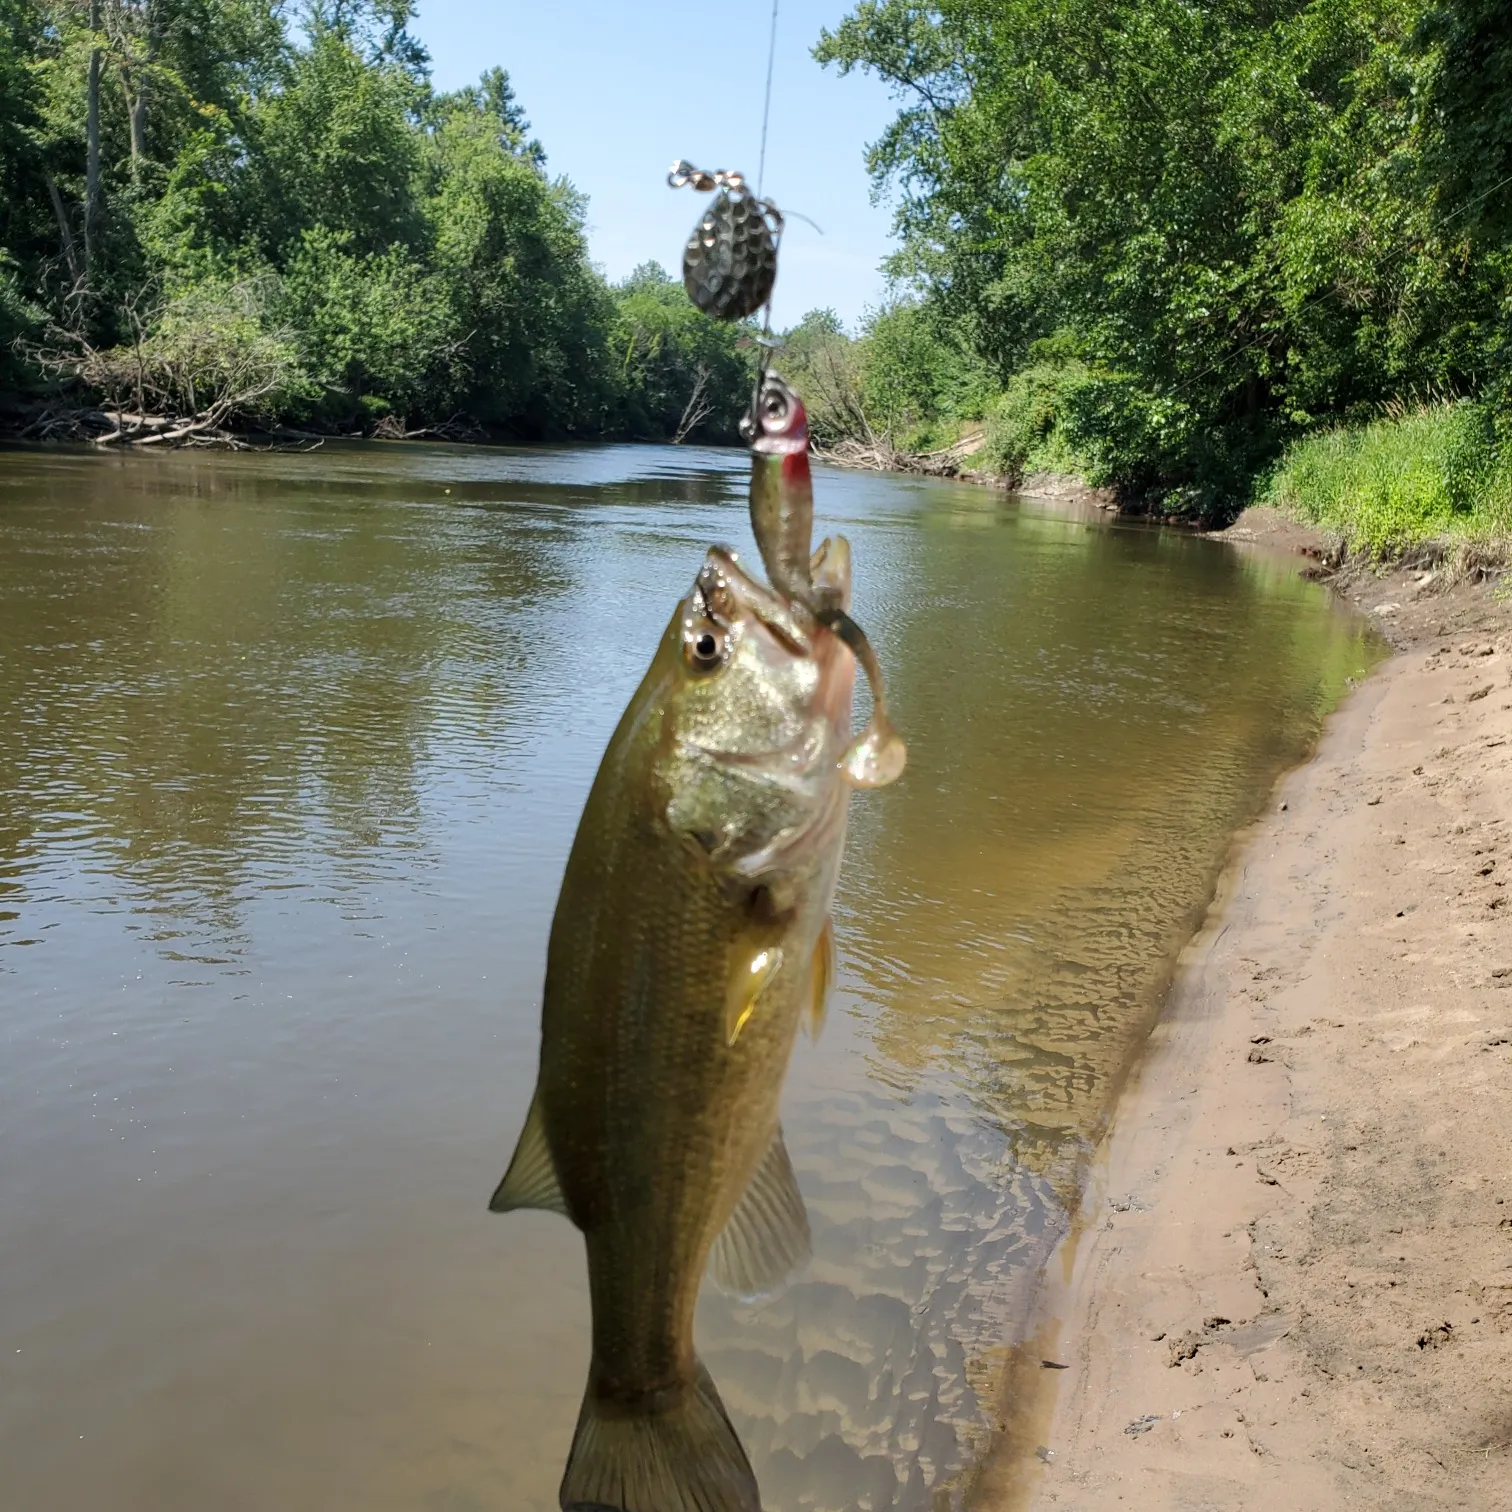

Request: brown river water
left=0, top=443, right=1375, bottom=1511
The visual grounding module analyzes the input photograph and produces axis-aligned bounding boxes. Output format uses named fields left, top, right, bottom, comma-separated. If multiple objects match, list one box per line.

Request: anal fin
left=707, top=1126, right=811, bottom=1300
left=488, top=1089, right=569, bottom=1218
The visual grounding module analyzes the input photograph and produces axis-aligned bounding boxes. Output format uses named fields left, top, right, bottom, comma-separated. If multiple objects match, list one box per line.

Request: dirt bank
left=1003, top=508, right=1512, bottom=1510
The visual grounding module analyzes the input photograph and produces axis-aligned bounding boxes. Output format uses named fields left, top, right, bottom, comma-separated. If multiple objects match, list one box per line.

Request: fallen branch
left=814, top=427, right=988, bottom=478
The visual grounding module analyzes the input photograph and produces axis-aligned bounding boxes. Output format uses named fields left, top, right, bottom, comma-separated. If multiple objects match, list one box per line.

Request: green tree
left=818, top=0, right=1512, bottom=516
left=610, top=263, right=751, bottom=442
left=0, top=0, right=775, bottom=444
left=425, top=104, right=617, bottom=435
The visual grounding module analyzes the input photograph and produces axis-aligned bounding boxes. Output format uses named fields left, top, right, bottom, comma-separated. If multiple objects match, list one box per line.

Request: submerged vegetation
left=813, top=0, right=1512, bottom=532
left=0, top=0, right=750, bottom=443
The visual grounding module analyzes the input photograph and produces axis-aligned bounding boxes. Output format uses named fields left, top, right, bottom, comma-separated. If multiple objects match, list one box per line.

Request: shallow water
left=0, top=443, right=1375, bottom=1510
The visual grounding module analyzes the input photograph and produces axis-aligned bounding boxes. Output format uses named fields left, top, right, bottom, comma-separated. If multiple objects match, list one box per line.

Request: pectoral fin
left=488, top=1089, right=569, bottom=1218
left=805, top=917, right=834, bottom=1041
left=725, top=944, right=783, bottom=1047
left=707, top=1126, right=812, bottom=1300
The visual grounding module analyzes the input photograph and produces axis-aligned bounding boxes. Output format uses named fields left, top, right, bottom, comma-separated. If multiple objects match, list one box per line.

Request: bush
left=1267, top=402, right=1512, bottom=557
left=279, top=227, right=459, bottom=422
left=981, top=352, right=1091, bottom=481
left=0, top=253, right=44, bottom=387
left=859, top=302, right=994, bottom=450
left=52, top=276, right=310, bottom=427
left=982, top=337, right=1275, bottom=521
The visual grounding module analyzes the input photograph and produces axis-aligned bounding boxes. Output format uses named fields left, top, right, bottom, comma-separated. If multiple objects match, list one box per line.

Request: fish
left=746, top=370, right=907, bottom=789
left=491, top=540, right=893, bottom=1512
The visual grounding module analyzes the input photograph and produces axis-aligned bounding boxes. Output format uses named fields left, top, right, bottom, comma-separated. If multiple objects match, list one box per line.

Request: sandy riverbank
left=998, top=509, right=1512, bottom=1510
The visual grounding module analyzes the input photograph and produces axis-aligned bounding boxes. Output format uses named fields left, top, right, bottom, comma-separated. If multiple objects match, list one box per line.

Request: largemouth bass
left=492, top=541, right=889, bottom=1512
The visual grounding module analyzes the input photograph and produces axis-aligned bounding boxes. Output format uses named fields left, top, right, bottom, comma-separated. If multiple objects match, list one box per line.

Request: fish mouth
left=691, top=543, right=857, bottom=744
left=694, top=541, right=853, bottom=641
left=694, top=546, right=812, bottom=652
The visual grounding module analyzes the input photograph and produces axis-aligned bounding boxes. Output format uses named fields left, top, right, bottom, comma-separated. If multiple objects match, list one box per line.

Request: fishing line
left=756, top=0, right=780, bottom=198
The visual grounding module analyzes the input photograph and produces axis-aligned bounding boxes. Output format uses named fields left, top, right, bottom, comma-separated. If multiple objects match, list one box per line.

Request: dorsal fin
left=488, top=1090, right=569, bottom=1218
left=707, top=1126, right=811, bottom=1300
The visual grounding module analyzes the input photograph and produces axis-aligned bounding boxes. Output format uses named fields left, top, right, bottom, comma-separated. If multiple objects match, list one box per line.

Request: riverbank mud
left=999, top=509, right=1512, bottom=1510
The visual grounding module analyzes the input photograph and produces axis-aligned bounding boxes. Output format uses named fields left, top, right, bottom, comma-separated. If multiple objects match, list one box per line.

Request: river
left=0, top=442, right=1374, bottom=1511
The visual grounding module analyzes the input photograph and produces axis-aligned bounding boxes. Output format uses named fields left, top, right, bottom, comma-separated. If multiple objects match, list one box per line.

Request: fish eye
left=762, top=390, right=788, bottom=425
left=684, top=621, right=728, bottom=672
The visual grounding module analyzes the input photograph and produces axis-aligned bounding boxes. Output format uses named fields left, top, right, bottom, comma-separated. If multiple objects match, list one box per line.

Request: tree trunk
left=85, top=0, right=102, bottom=282
left=122, top=0, right=158, bottom=177
left=128, top=83, right=147, bottom=169
left=44, top=171, right=83, bottom=287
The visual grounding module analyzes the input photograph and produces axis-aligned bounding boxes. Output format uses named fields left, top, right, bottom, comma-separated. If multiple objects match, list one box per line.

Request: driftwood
left=17, top=404, right=248, bottom=448
left=371, top=413, right=483, bottom=442
left=813, top=428, right=988, bottom=479
left=18, top=277, right=304, bottom=450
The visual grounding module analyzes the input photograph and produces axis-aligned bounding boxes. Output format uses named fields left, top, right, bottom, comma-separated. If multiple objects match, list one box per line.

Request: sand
left=1008, top=512, right=1512, bottom=1511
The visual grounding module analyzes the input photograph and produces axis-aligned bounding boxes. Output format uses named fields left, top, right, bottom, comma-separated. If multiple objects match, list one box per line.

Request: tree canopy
left=0, top=0, right=752, bottom=442
left=816, top=0, right=1512, bottom=514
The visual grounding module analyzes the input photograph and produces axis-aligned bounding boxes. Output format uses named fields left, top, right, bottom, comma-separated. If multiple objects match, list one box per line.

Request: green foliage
left=981, top=344, right=1090, bottom=480
left=1268, top=403, right=1512, bottom=557
left=610, top=264, right=750, bottom=443
left=0, top=255, right=46, bottom=387
left=775, top=301, right=992, bottom=452
left=819, top=0, right=1512, bottom=521
left=279, top=228, right=456, bottom=420
left=252, top=23, right=427, bottom=260
left=858, top=301, right=992, bottom=449
left=0, top=0, right=742, bottom=442
left=425, top=113, right=618, bottom=435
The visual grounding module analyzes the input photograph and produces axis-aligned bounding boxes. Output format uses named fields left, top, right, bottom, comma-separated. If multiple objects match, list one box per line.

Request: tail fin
left=560, top=1356, right=759, bottom=1512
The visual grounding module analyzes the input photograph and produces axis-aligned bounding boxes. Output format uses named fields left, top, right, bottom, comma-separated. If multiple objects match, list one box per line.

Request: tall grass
left=1267, top=402, right=1512, bottom=559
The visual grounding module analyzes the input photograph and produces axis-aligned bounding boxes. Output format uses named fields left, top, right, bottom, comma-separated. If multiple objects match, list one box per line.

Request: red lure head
left=748, top=372, right=811, bottom=492
left=746, top=372, right=809, bottom=459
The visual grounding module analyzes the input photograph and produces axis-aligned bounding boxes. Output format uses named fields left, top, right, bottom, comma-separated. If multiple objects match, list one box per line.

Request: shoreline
left=983, top=508, right=1512, bottom=1509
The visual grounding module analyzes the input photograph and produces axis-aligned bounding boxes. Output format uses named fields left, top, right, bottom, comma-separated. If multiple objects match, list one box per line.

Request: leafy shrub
left=981, top=350, right=1091, bottom=480
left=1267, top=402, right=1512, bottom=556
left=279, top=227, right=459, bottom=421
left=859, top=302, right=994, bottom=450
left=0, top=253, right=44, bottom=386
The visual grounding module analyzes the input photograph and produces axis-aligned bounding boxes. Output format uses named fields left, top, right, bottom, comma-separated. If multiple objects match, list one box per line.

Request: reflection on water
left=0, top=444, right=1375, bottom=1510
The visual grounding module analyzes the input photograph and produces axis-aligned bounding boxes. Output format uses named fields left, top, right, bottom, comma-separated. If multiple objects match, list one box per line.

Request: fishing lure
left=745, top=370, right=907, bottom=789
left=668, top=161, right=905, bottom=787
left=668, top=161, right=784, bottom=322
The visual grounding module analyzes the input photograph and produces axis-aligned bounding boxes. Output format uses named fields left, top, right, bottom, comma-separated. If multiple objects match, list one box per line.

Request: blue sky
left=413, top=0, right=903, bottom=330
